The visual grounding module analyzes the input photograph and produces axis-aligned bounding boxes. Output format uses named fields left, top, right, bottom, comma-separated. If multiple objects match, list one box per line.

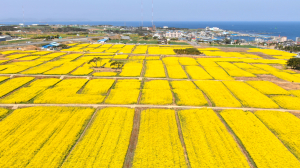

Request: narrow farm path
left=2, top=103, right=300, bottom=113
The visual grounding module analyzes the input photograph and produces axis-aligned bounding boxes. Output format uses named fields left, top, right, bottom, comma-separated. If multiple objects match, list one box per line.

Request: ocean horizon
left=1, top=21, right=299, bottom=40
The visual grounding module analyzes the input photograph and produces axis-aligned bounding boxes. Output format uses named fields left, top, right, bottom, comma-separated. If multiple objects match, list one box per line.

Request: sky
left=0, top=0, right=300, bottom=22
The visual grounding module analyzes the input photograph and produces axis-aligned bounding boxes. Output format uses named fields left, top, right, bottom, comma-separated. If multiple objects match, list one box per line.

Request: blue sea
left=1, top=21, right=300, bottom=41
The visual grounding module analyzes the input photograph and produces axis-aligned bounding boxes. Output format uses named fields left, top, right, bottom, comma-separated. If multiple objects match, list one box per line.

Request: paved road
left=0, top=36, right=104, bottom=48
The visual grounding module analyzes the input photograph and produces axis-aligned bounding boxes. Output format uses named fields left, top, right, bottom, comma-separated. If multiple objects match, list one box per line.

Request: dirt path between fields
left=60, top=108, right=99, bottom=167
left=175, top=110, right=191, bottom=168
left=1, top=73, right=300, bottom=84
left=215, top=111, right=257, bottom=168
left=123, top=109, right=141, bottom=168
left=3, top=103, right=300, bottom=113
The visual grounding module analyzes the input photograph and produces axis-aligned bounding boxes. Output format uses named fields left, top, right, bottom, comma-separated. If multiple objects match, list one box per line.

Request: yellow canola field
left=21, top=61, right=65, bottom=74
left=143, top=80, right=170, bottom=89
left=203, top=66, right=234, bottom=80
left=142, top=80, right=172, bottom=105
left=173, top=89, right=208, bottom=106
left=144, top=60, right=166, bottom=78
left=195, top=81, right=242, bottom=107
left=233, top=63, right=269, bottom=74
left=43, top=61, right=84, bottom=75
left=170, top=81, right=197, bottom=89
left=246, top=81, right=290, bottom=95
left=0, top=61, right=43, bottom=74
left=119, top=61, right=143, bottom=77
left=255, top=110, right=300, bottom=160
left=0, top=108, right=9, bottom=119
left=93, top=72, right=118, bottom=76
left=220, top=109, right=300, bottom=168
left=113, top=55, right=129, bottom=59
left=71, top=64, right=93, bottom=75
left=271, top=96, right=300, bottom=110
left=34, top=79, right=105, bottom=104
left=115, top=79, right=141, bottom=89
left=290, top=90, right=300, bottom=98
left=18, top=56, right=40, bottom=60
left=0, top=77, right=35, bottom=98
left=132, top=45, right=148, bottom=54
left=165, top=64, right=188, bottom=79
left=105, top=89, right=140, bottom=104
left=179, top=57, right=199, bottom=66
left=0, top=106, right=95, bottom=168
left=141, top=89, right=173, bottom=105
left=223, top=81, right=279, bottom=108
left=0, top=78, right=61, bottom=103
left=217, top=62, right=256, bottom=77
left=81, top=79, right=115, bottom=95
left=133, top=109, right=187, bottom=168
left=178, top=109, right=250, bottom=168
left=185, top=66, right=213, bottom=80
left=63, top=107, right=134, bottom=168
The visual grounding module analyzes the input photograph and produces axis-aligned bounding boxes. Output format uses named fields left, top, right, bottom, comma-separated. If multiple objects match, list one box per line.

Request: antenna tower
left=22, top=6, right=25, bottom=26
left=141, top=0, right=143, bottom=27
left=152, top=0, right=154, bottom=27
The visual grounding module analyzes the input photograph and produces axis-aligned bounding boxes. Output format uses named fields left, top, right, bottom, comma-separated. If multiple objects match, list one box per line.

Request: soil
left=220, top=48, right=249, bottom=52
left=235, top=77, right=262, bottom=81
left=123, top=109, right=141, bottom=168
left=290, top=112, right=300, bottom=119
left=272, top=82, right=300, bottom=90
left=257, top=74, right=287, bottom=82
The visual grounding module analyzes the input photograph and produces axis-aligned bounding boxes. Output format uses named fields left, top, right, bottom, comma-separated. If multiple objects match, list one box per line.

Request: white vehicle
left=296, top=53, right=300, bottom=58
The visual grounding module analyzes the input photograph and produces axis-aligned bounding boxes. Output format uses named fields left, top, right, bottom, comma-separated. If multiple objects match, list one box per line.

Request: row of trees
left=287, top=58, right=300, bottom=69
left=275, top=45, right=300, bottom=53
left=88, top=57, right=124, bottom=70
left=174, top=48, right=202, bottom=55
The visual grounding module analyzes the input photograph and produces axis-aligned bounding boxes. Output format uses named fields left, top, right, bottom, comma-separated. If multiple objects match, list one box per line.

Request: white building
left=165, top=31, right=182, bottom=38
left=280, top=36, right=288, bottom=42
left=163, top=26, right=168, bottom=29
left=296, top=37, right=300, bottom=43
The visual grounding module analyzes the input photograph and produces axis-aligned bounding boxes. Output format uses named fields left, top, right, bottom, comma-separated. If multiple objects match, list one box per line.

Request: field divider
left=1, top=104, right=300, bottom=112
left=214, top=110, right=257, bottom=168
left=254, top=113, right=300, bottom=162
left=1, top=73, right=300, bottom=84
left=60, top=107, right=100, bottom=168
left=175, top=110, right=191, bottom=168
left=123, top=108, right=141, bottom=168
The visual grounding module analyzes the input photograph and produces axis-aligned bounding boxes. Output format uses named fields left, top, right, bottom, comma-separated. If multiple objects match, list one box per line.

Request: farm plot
left=223, top=81, right=279, bottom=108
left=144, top=60, right=166, bottom=78
left=194, top=80, right=242, bottom=107
left=63, top=107, right=134, bottom=168
left=246, top=81, right=290, bottom=95
left=105, top=79, right=141, bottom=104
left=132, top=109, right=187, bottom=168
left=178, top=109, right=250, bottom=168
left=0, top=106, right=95, bottom=168
left=220, top=110, right=300, bottom=168
left=0, top=77, right=35, bottom=98
left=140, top=80, right=173, bottom=105
left=34, top=79, right=106, bottom=104
left=255, top=111, right=300, bottom=160
left=217, top=62, right=256, bottom=77
left=185, top=66, right=213, bottom=80
left=0, top=78, right=61, bottom=103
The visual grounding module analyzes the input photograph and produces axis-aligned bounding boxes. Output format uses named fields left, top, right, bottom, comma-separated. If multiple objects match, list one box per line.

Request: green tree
left=88, top=57, right=103, bottom=68
left=110, top=61, right=124, bottom=71
left=287, top=58, right=300, bottom=69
